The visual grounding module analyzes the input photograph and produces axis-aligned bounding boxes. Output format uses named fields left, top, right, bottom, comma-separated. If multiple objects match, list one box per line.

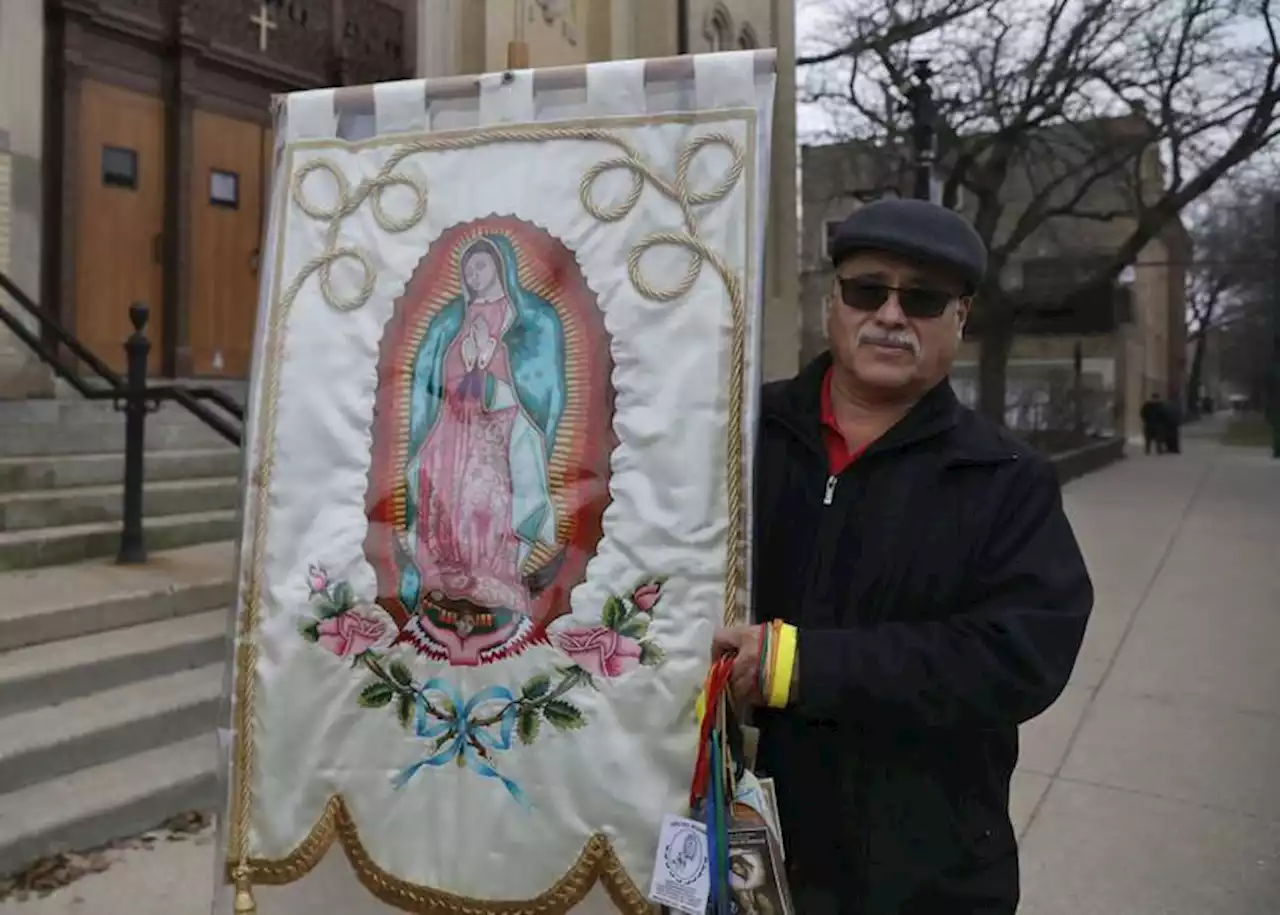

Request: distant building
left=799, top=114, right=1191, bottom=441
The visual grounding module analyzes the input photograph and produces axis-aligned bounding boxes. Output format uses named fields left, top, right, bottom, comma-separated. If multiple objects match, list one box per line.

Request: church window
left=708, top=7, right=733, bottom=51
left=823, top=220, right=842, bottom=259
left=210, top=169, right=240, bottom=209
left=101, top=146, right=138, bottom=189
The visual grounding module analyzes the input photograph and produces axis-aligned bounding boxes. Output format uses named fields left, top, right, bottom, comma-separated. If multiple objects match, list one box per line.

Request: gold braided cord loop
left=230, top=118, right=754, bottom=914
left=229, top=797, right=649, bottom=914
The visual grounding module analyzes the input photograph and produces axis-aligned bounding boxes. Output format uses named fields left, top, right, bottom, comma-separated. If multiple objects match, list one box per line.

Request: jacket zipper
left=822, top=474, right=838, bottom=505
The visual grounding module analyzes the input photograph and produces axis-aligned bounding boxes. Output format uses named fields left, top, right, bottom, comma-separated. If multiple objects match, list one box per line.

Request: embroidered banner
left=216, top=50, right=776, bottom=915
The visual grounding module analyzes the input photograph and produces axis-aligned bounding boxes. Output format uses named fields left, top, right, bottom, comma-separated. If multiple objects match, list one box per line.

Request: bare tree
left=801, top=0, right=1280, bottom=422
left=1186, top=179, right=1278, bottom=407
left=1184, top=269, right=1230, bottom=413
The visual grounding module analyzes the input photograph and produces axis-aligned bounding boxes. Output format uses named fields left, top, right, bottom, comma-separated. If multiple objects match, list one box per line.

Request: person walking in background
left=1165, top=396, right=1183, bottom=454
left=713, top=199, right=1094, bottom=914
left=1140, top=393, right=1169, bottom=454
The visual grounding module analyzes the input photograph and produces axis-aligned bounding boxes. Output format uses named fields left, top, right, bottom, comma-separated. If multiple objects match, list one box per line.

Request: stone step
left=0, top=476, right=239, bottom=532
left=0, top=663, right=223, bottom=796
left=0, top=391, right=245, bottom=425
left=0, top=448, right=241, bottom=493
left=0, top=609, right=228, bottom=717
left=0, top=735, right=217, bottom=877
left=48, top=377, right=248, bottom=407
left=0, top=509, right=238, bottom=572
left=0, top=420, right=234, bottom=457
left=0, top=541, right=234, bottom=651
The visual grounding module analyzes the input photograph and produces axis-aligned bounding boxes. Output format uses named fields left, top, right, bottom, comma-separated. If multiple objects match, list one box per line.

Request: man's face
left=827, top=250, right=971, bottom=397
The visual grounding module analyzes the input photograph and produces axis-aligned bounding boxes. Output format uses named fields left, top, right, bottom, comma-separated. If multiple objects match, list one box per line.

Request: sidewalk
left=1015, top=423, right=1280, bottom=914
left=3, top=425, right=1278, bottom=913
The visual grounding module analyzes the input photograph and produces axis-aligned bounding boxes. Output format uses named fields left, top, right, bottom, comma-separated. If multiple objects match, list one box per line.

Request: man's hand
left=712, top=625, right=762, bottom=706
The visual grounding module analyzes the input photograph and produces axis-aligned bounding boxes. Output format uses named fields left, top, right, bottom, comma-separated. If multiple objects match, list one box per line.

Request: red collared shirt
left=819, top=366, right=868, bottom=475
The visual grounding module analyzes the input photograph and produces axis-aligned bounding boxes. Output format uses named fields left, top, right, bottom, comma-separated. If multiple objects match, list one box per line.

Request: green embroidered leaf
left=559, top=665, right=594, bottom=690
left=298, top=620, right=320, bottom=642
left=315, top=598, right=343, bottom=619
left=522, top=673, right=552, bottom=700
left=601, top=595, right=627, bottom=630
left=517, top=708, right=541, bottom=745
left=357, top=681, right=395, bottom=708
left=639, top=641, right=666, bottom=668
left=543, top=699, right=586, bottom=731
left=619, top=616, right=650, bottom=639
left=389, top=660, right=414, bottom=688
left=395, top=692, right=414, bottom=729
left=437, top=696, right=457, bottom=720
left=332, top=581, right=357, bottom=611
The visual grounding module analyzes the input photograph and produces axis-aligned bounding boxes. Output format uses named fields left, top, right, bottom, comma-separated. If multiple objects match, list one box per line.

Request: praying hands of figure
left=458, top=319, right=498, bottom=401
left=461, top=317, right=497, bottom=372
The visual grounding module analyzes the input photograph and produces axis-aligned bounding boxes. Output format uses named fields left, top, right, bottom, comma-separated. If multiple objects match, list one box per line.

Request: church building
left=0, top=0, right=796, bottom=393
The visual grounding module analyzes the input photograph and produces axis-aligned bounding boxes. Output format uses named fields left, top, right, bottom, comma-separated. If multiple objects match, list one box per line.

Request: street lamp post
left=906, top=60, right=937, bottom=202
left=1271, top=201, right=1280, bottom=457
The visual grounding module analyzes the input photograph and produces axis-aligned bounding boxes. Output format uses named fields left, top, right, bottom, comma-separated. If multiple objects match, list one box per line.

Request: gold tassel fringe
left=232, top=863, right=257, bottom=914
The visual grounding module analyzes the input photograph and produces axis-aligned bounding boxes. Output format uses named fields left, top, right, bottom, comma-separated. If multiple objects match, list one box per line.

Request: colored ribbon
left=392, top=678, right=528, bottom=806
left=705, top=768, right=719, bottom=913
left=709, top=730, right=731, bottom=915
left=690, top=657, right=733, bottom=808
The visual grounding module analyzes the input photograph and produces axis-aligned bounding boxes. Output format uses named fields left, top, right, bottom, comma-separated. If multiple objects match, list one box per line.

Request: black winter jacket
left=753, top=355, right=1093, bottom=915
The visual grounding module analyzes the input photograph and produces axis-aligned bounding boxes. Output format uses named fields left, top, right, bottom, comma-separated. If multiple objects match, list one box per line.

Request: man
left=713, top=199, right=1093, bottom=914
left=1164, top=396, right=1182, bottom=454
left=1140, top=393, right=1168, bottom=454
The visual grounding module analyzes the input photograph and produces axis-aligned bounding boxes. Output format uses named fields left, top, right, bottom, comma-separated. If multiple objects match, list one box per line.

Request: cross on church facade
left=250, top=2, right=278, bottom=53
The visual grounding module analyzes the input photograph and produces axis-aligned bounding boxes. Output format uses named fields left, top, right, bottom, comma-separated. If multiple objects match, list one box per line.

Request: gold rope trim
left=230, top=114, right=756, bottom=914
left=227, top=796, right=649, bottom=914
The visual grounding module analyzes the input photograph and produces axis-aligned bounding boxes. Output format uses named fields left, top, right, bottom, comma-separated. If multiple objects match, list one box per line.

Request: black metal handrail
left=0, top=269, right=245, bottom=563
left=0, top=271, right=244, bottom=441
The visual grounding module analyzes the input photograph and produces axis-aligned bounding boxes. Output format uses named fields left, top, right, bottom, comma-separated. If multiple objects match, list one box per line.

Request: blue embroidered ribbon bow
left=392, top=678, right=528, bottom=807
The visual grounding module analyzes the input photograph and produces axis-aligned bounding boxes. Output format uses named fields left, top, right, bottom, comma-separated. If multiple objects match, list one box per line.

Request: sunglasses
left=838, top=277, right=958, bottom=319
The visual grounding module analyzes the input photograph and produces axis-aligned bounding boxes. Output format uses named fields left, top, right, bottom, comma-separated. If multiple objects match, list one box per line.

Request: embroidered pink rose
left=632, top=581, right=663, bottom=613
left=317, top=607, right=394, bottom=658
left=308, top=565, right=330, bottom=596
left=555, top=625, right=644, bottom=678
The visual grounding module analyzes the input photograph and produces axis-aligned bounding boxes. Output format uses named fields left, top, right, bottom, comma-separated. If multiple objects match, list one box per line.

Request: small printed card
left=756, top=777, right=784, bottom=860
left=649, top=814, right=711, bottom=915
left=722, top=823, right=794, bottom=915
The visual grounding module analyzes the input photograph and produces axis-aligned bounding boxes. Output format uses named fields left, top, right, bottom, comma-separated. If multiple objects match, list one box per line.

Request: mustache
left=856, top=327, right=919, bottom=353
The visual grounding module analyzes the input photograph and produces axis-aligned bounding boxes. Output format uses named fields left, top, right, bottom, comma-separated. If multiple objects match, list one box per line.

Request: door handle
left=250, top=248, right=261, bottom=272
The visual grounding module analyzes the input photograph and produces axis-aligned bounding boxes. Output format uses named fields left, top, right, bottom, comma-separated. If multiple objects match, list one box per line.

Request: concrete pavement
left=1015, top=424, right=1280, bottom=914
left=3, top=423, right=1278, bottom=913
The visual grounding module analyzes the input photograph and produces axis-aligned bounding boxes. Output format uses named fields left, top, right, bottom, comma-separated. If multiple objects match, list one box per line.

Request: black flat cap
left=828, top=198, right=988, bottom=293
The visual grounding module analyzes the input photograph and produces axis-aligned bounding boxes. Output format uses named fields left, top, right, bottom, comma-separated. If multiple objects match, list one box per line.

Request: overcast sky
left=791, top=0, right=1274, bottom=148
left=795, top=0, right=828, bottom=138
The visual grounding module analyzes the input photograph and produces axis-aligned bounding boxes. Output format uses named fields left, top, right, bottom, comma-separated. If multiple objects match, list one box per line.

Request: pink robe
left=410, top=296, right=529, bottom=616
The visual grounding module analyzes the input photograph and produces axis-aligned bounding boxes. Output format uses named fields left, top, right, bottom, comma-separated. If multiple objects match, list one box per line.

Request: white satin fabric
left=221, top=52, right=775, bottom=913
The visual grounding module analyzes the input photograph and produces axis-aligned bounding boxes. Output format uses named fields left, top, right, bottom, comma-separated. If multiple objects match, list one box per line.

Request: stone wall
left=0, top=1, right=53, bottom=398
